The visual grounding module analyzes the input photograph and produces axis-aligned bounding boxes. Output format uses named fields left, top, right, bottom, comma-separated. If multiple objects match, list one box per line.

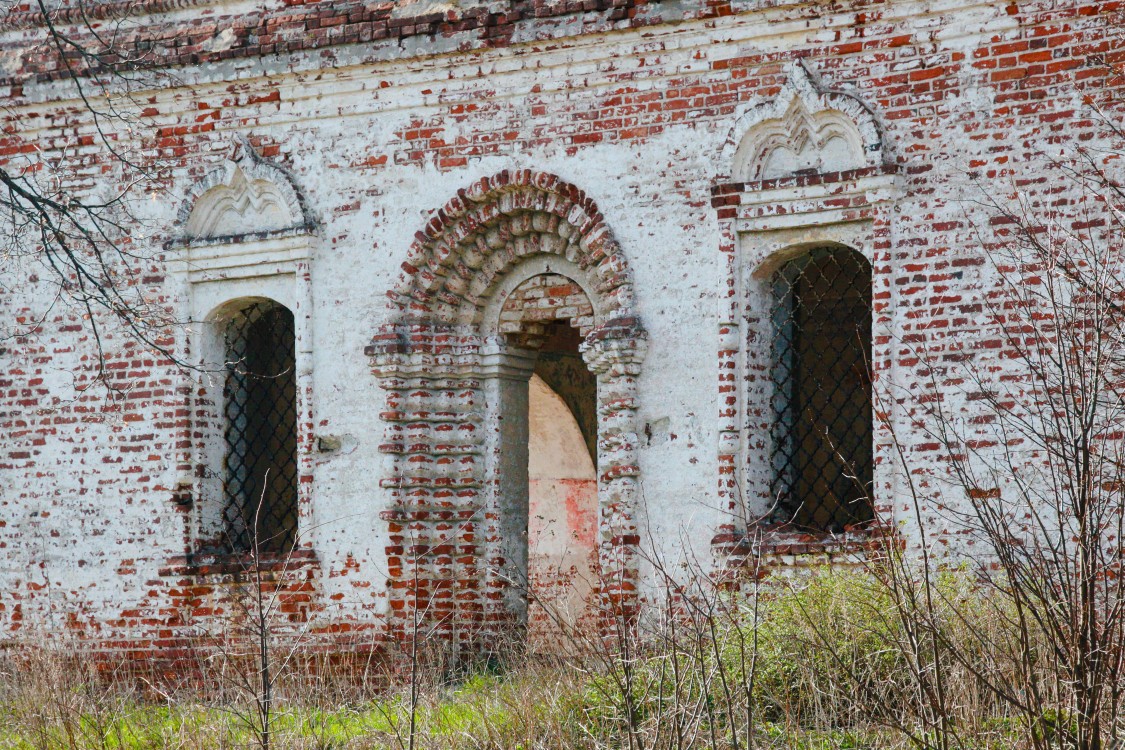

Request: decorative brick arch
left=367, top=169, right=646, bottom=649
left=387, top=169, right=635, bottom=325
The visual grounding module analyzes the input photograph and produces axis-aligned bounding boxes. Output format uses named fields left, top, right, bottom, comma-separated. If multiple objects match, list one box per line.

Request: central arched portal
left=368, top=171, right=646, bottom=653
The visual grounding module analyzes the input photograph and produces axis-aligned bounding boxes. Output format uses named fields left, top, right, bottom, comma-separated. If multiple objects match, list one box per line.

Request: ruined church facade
left=0, top=0, right=1121, bottom=657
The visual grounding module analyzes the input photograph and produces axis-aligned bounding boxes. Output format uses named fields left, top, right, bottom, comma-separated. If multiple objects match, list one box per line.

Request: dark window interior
left=769, top=247, right=873, bottom=532
left=222, top=300, right=298, bottom=553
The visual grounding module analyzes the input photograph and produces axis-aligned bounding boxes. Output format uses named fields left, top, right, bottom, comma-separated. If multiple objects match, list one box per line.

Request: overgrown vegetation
left=0, top=566, right=1082, bottom=750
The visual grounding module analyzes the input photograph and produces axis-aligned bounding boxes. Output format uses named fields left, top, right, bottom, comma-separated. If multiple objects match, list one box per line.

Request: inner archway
left=527, top=370, right=598, bottom=649
left=507, top=313, right=600, bottom=648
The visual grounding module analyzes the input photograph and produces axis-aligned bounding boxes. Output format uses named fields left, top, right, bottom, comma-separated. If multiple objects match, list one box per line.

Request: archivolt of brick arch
left=367, top=170, right=647, bottom=648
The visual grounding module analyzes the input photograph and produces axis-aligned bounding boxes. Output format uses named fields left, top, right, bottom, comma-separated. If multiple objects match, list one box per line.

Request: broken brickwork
left=0, top=0, right=1122, bottom=660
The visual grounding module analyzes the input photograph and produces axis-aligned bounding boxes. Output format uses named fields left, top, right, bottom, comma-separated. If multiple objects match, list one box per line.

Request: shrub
left=748, top=568, right=909, bottom=729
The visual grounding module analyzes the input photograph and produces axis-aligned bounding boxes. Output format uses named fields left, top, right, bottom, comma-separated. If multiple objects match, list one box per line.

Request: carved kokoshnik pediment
left=177, top=136, right=315, bottom=243
left=714, top=61, right=901, bottom=233
left=171, top=136, right=317, bottom=285
left=725, top=60, right=888, bottom=184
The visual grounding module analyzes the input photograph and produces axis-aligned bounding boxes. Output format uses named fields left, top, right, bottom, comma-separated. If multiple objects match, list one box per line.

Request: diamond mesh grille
left=222, top=301, right=298, bottom=553
left=769, top=247, right=874, bottom=532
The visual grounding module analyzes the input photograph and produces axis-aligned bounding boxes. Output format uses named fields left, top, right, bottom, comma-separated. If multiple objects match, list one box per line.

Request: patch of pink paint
left=559, top=478, right=598, bottom=549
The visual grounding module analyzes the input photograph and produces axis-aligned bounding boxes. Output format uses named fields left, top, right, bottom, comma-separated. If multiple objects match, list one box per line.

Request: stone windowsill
left=713, top=522, right=894, bottom=559
left=159, top=548, right=319, bottom=578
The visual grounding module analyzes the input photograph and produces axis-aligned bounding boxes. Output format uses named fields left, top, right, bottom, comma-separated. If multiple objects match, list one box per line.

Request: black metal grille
left=769, top=247, right=874, bottom=532
left=222, top=301, right=298, bottom=553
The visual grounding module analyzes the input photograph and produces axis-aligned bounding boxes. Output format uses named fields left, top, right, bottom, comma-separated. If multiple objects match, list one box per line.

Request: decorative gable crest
left=178, top=136, right=315, bottom=241
left=724, top=61, right=887, bottom=182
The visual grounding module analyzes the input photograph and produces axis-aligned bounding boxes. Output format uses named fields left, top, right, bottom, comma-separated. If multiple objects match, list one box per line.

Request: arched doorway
left=368, top=170, right=646, bottom=651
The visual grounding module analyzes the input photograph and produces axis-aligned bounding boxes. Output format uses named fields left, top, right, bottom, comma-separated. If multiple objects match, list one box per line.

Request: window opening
left=222, top=300, right=298, bottom=553
left=769, top=247, right=873, bottom=531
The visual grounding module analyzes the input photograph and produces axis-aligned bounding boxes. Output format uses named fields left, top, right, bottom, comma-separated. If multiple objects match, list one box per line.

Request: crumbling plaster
left=0, top=0, right=1119, bottom=653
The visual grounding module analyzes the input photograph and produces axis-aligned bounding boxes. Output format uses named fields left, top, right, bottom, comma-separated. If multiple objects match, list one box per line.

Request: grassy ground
left=0, top=673, right=901, bottom=750
left=0, top=666, right=604, bottom=749
left=0, top=568, right=1036, bottom=749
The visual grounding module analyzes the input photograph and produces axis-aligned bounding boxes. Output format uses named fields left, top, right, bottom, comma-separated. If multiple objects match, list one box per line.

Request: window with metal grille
left=769, top=247, right=873, bottom=532
left=222, top=300, right=298, bottom=553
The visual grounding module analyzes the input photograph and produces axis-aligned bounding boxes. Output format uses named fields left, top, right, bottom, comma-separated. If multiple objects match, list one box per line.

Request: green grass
left=0, top=667, right=595, bottom=749
left=0, top=566, right=1056, bottom=750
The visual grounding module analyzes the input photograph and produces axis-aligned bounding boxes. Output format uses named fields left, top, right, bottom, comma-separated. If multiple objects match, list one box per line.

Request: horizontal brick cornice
left=1, top=0, right=678, bottom=86
left=4, top=0, right=209, bottom=29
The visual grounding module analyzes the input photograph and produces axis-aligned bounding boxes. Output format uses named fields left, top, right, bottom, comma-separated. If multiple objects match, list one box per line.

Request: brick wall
left=0, top=0, right=1122, bottom=660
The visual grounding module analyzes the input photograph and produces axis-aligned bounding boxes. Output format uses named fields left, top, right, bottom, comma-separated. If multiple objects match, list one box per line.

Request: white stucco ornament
left=725, top=60, right=887, bottom=182
left=178, top=135, right=314, bottom=240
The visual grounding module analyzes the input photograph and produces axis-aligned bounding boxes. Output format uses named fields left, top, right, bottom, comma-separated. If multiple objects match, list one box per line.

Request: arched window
left=769, top=247, right=873, bottom=531
left=221, top=300, right=298, bottom=553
